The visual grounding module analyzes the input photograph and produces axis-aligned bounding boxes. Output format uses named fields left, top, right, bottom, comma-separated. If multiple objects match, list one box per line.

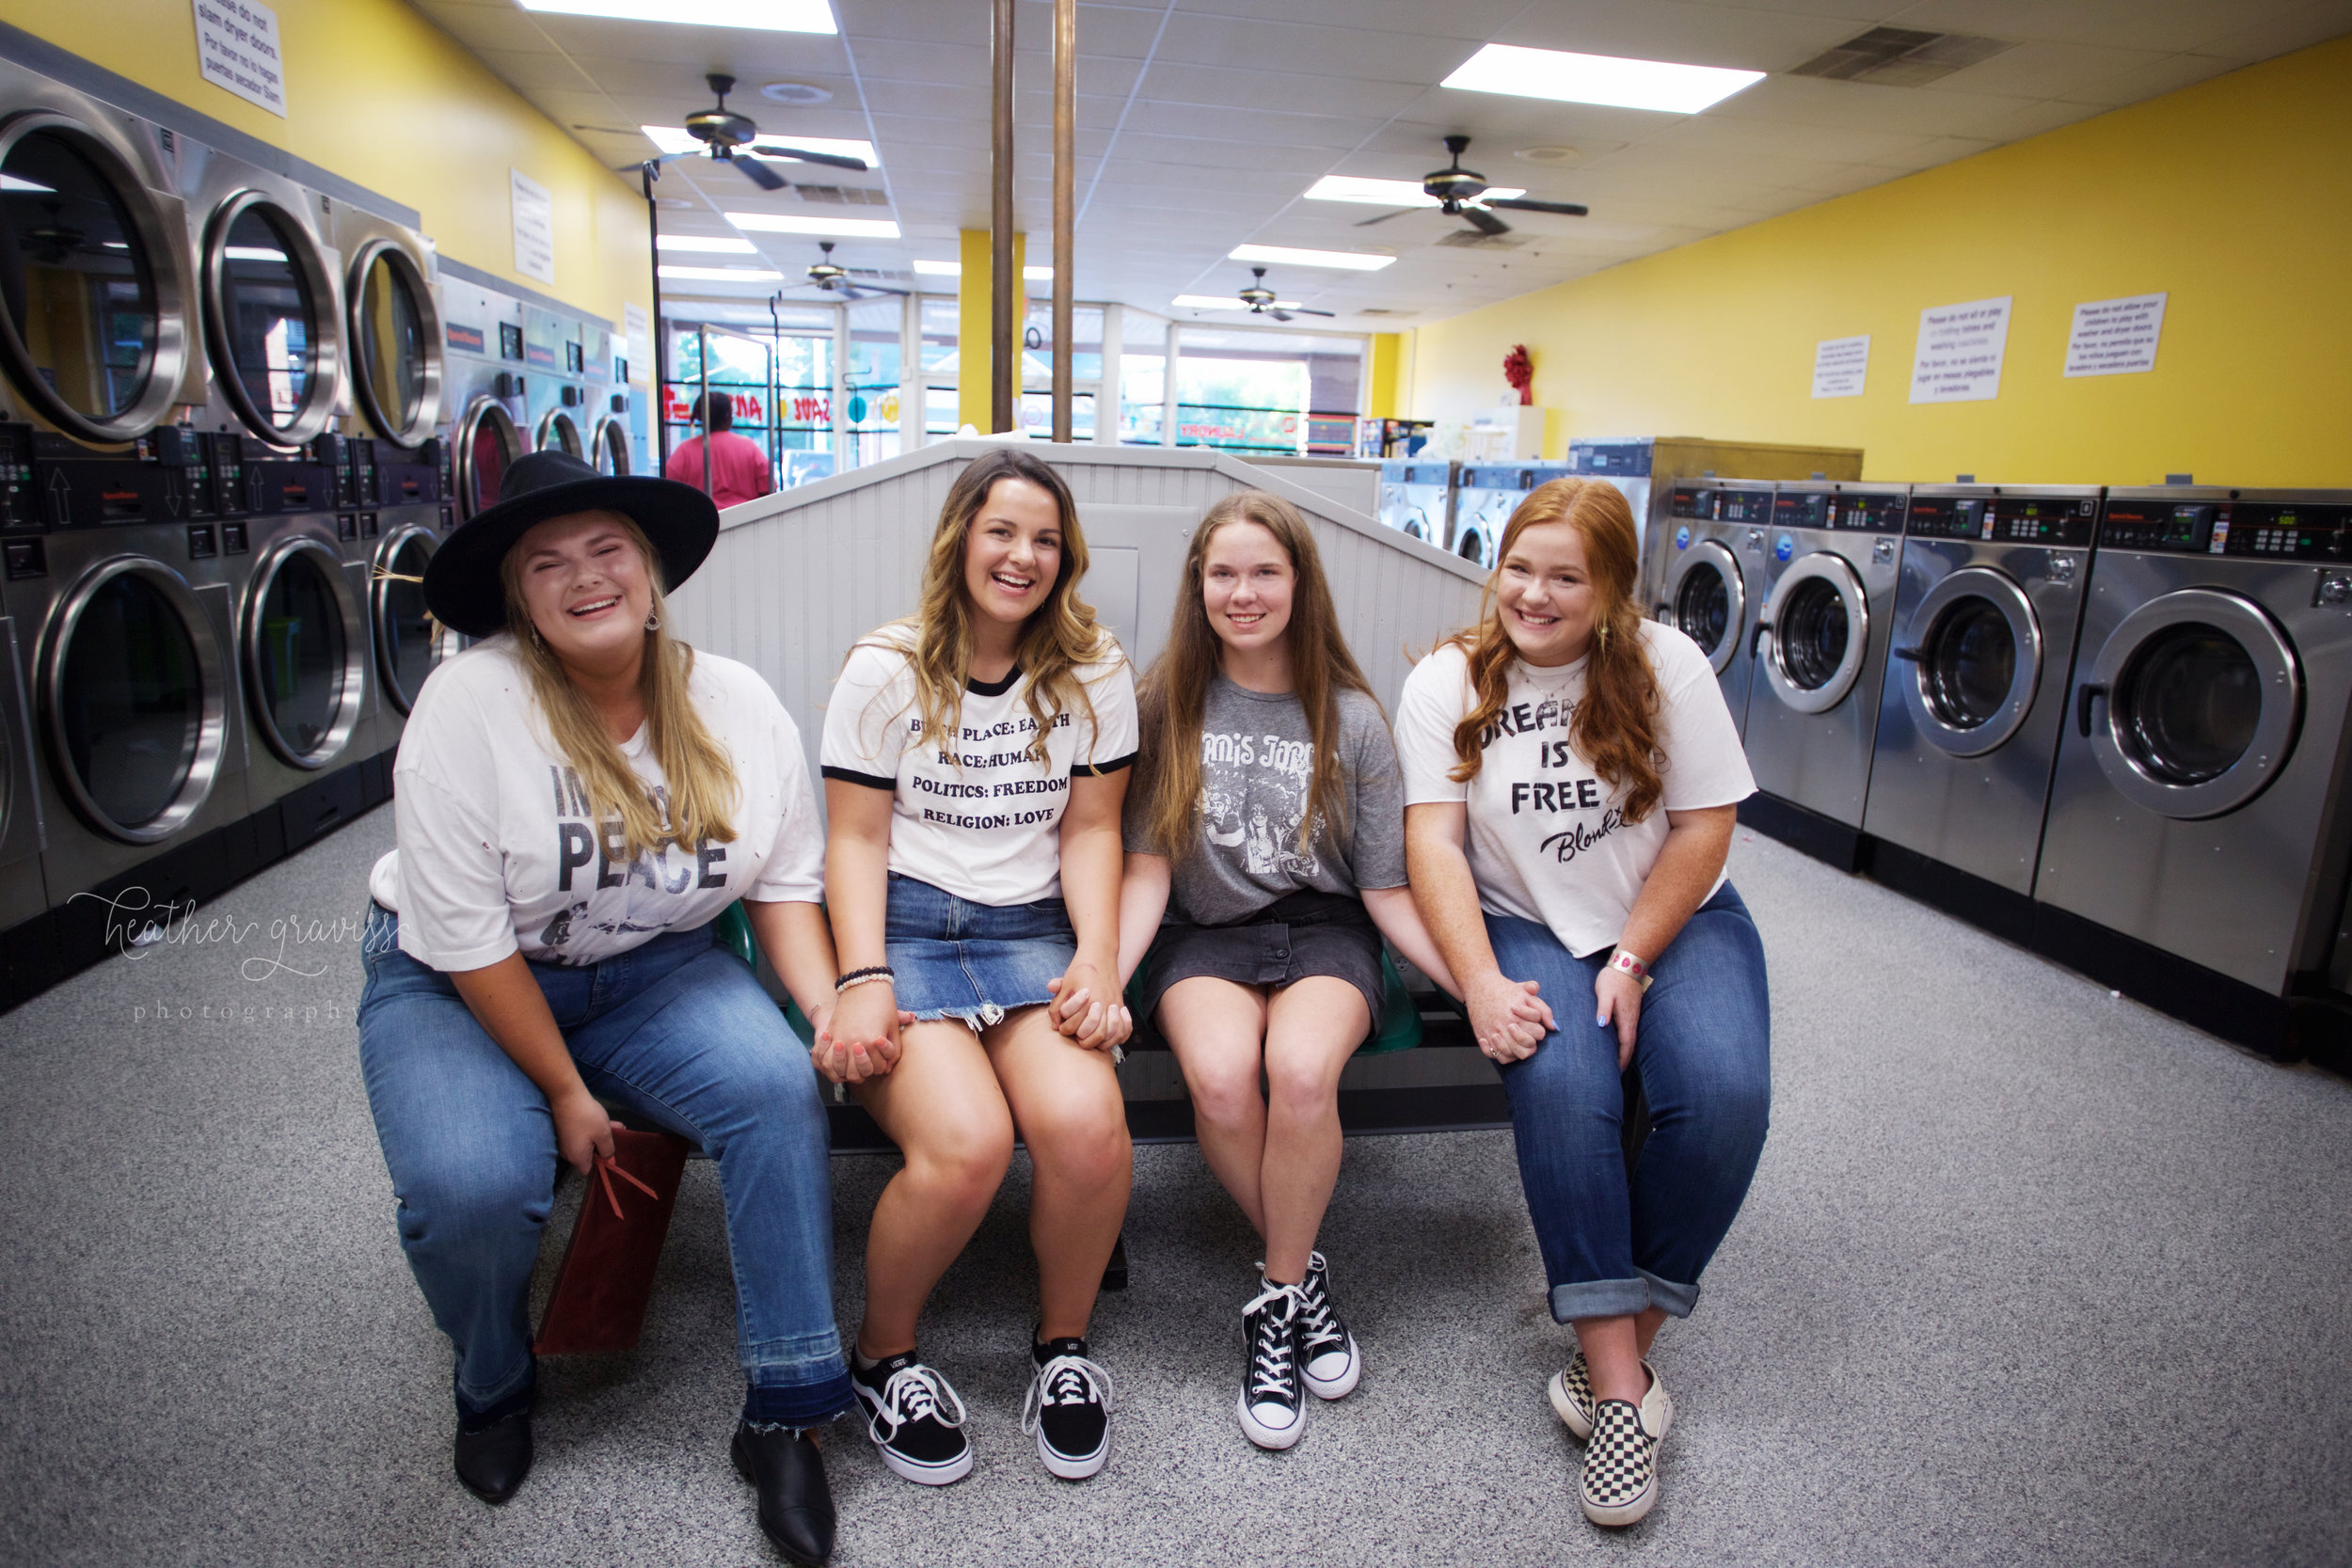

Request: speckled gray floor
left=3, top=805, right=2350, bottom=1567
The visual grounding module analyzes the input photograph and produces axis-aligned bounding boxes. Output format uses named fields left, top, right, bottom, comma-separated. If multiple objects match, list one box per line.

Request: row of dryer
left=0, top=55, right=635, bottom=1009
left=1654, top=477, right=2352, bottom=1056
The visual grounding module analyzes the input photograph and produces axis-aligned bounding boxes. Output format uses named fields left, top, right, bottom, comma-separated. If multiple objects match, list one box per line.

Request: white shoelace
left=1021, top=1352, right=1115, bottom=1434
left=1295, top=1261, right=1347, bottom=1356
left=1242, top=1281, right=1300, bottom=1403
left=865, top=1362, right=966, bottom=1446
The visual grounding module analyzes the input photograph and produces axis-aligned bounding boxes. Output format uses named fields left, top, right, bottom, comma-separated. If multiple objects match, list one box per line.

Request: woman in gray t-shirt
left=1119, top=490, right=1533, bottom=1451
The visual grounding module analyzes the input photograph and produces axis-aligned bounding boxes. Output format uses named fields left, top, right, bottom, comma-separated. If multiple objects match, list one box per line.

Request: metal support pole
left=1050, top=0, right=1075, bottom=444
left=1161, top=320, right=1179, bottom=448
left=990, top=0, right=1016, bottom=434
left=697, top=325, right=711, bottom=499
left=833, top=301, right=850, bottom=470
left=1096, top=303, right=1122, bottom=445
left=643, top=161, right=669, bottom=469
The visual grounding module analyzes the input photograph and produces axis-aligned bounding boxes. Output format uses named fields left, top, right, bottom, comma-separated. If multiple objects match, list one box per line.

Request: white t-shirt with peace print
left=367, top=637, right=825, bottom=971
left=820, top=626, right=1137, bottom=907
left=1394, top=623, right=1753, bottom=958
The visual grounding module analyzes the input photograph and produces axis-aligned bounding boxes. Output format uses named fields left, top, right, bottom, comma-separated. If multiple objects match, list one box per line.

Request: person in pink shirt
left=663, top=391, right=776, bottom=510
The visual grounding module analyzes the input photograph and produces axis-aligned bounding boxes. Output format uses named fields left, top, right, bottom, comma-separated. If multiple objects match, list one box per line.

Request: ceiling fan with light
left=774, top=241, right=911, bottom=301
left=1237, top=267, right=1333, bottom=322
left=638, top=73, right=870, bottom=191
left=1356, top=135, right=1588, bottom=235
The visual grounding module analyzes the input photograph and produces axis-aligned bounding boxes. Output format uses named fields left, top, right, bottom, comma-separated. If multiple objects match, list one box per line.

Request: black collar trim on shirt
left=966, top=666, right=1023, bottom=697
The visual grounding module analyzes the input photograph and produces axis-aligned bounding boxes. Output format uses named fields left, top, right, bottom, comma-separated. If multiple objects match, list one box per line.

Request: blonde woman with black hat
left=358, top=450, right=855, bottom=1565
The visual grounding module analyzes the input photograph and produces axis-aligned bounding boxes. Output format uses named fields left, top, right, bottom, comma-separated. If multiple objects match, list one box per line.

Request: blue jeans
left=357, top=906, right=852, bottom=1427
left=1487, top=882, right=1771, bottom=1323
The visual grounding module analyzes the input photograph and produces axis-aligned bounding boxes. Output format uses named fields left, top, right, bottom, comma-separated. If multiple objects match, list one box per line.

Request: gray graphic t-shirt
left=1124, top=673, right=1407, bottom=926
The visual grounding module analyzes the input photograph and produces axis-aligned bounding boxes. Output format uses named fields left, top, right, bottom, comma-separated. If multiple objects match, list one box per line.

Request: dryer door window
left=44, top=559, right=227, bottom=843
left=454, top=399, right=523, bottom=519
left=246, top=538, right=364, bottom=768
left=591, top=416, right=631, bottom=477
left=1761, top=553, right=1869, bottom=715
left=348, top=240, right=442, bottom=448
left=536, top=408, right=583, bottom=458
left=203, top=195, right=338, bottom=445
left=1898, top=567, right=2042, bottom=758
left=2083, top=588, right=2299, bottom=820
left=1664, top=541, right=1745, bottom=674
left=373, top=527, right=442, bottom=714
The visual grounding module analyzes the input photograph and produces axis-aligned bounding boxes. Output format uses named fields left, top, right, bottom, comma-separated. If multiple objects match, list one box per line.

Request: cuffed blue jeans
left=1487, top=882, right=1771, bottom=1324
left=357, top=905, right=852, bottom=1427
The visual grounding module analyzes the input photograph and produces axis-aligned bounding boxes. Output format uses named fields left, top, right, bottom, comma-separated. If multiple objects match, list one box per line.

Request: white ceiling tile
left=1120, top=101, right=1384, bottom=150
left=1916, top=40, right=2191, bottom=101
left=2187, top=2, right=2352, bottom=61
left=1152, top=0, right=1527, bottom=37
left=1859, top=133, right=1999, bottom=171
left=1646, top=115, right=1939, bottom=163
left=1491, top=0, right=1870, bottom=72
left=410, top=4, right=567, bottom=55
left=1130, top=60, right=1427, bottom=118
left=1702, top=72, right=2047, bottom=137
left=1152, top=14, right=1454, bottom=83
left=1885, top=0, right=2331, bottom=53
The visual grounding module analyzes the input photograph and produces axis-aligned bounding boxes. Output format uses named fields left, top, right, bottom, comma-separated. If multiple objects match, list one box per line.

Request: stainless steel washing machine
left=437, top=271, right=529, bottom=519
left=333, top=202, right=443, bottom=456
left=182, top=144, right=344, bottom=453
left=534, top=405, right=585, bottom=458
left=1451, top=463, right=1570, bottom=569
left=2034, top=488, right=2352, bottom=1055
left=1651, top=478, right=1773, bottom=739
left=588, top=408, right=632, bottom=476
left=1739, top=482, right=1908, bottom=867
left=1376, top=459, right=1452, bottom=545
left=234, top=506, right=373, bottom=844
left=1862, top=485, right=2101, bottom=937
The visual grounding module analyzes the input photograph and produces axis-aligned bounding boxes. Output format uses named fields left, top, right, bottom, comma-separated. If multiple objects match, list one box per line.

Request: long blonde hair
left=1443, top=478, right=1665, bottom=823
left=501, top=511, right=739, bottom=860
left=1135, top=489, right=1375, bottom=858
left=858, top=447, right=1119, bottom=765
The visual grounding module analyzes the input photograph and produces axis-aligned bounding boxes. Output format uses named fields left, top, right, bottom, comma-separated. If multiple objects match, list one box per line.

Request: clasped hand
left=807, top=989, right=917, bottom=1085
left=1465, top=970, right=1557, bottom=1064
left=1045, top=956, right=1132, bottom=1052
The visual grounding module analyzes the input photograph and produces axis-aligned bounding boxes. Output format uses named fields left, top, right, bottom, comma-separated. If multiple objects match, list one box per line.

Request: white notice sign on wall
left=1812, top=335, right=1869, bottom=399
left=511, top=169, right=556, bottom=286
left=1910, top=296, right=2012, bottom=404
left=192, top=0, right=287, bottom=118
left=2064, top=293, right=2167, bottom=377
left=622, top=303, right=648, bottom=383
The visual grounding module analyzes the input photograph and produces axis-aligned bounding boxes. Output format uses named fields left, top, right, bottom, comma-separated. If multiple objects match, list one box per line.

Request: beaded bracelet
left=834, top=965, right=895, bottom=993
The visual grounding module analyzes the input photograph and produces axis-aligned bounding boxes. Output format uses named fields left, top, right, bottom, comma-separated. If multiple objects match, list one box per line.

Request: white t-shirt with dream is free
left=367, top=637, right=825, bottom=970
left=819, top=626, right=1137, bottom=907
left=1394, top=623, right=1753, bottom=957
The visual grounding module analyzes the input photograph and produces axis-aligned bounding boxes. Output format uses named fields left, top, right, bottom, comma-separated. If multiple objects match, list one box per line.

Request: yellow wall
left=3, top=0, right=649, bottom=342
left=1406, top=34, right=2352, bottom=488
left=1365, top=332, right=1402, bottom=420
left=957, top=228, right=1025, bottom=434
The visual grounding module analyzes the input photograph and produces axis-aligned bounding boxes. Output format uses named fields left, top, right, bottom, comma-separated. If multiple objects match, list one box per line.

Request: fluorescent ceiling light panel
left=725, top=212, right=901, bottom=239
left=911, top=260, right=1054, bottom=279
left=1441, top=43, right=1762, bottom=114
left=0, top=174, right=55, bottom=193
left=642, top=126, right=878, bottom=166
left=657, top=234, right=758, bottom=253
left=1302, top=175, right=1523, bottom=207
left=223, top=246, right=289, bottom=261
left=1228, top=244, right=1393, bottom=272
left=525, top=0, right=836, bottom=34
left=1172, top=294, right=1298, bottom=310
left=658, top=264, right=786, bottom=282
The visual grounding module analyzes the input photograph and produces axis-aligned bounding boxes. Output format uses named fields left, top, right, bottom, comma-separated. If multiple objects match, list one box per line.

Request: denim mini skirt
left=884, top=872, right=1077, bottom=1029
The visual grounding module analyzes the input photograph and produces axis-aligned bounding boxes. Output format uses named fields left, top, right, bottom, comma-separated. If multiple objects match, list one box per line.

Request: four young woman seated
left=359, top=445, right=1771, bottom=1565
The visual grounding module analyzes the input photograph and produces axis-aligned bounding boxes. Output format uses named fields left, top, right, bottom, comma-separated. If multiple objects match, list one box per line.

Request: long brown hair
left=1135, top=489, right=1375, bottom=858
left=501, top=511, right=739, bottom=860
left=1443, top=477, right=1664, bottom=823
left=850, top=446, right=1119, bottom=766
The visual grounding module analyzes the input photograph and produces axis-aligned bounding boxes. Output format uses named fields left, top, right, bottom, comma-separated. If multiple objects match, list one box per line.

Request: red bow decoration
left=1503, top=343, right=1534, bottom=405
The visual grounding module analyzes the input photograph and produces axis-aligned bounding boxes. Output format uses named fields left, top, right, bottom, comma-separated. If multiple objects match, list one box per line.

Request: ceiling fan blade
left=735, top=157, right=789, bottom=192
left=1486, top=197, right=1589, bottom=216
left=1463, top=205, right=1511, bottom=236
left=1352, top=206, right=1417, bottom=229
left=840, top=284, right=914, bottom=299
left=1291, top=308, right=1336, bottom=318
left=749, top=146, right=870, bottom=171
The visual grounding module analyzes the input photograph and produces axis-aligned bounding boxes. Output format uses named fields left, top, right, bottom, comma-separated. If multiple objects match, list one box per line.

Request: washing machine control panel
left=1909, top=494, right=2096, bottom=546
left=2215, top=502, right=2352, bottom=560
left=1774, top=488, right=1907, bottom=532
left=1667, top=484, right=1717, bottom=519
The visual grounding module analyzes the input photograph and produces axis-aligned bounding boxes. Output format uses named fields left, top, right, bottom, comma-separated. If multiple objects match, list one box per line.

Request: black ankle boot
left=731, top=1421, right=835, bottom=1565
left=453, top=1409, right=533, bottom=1504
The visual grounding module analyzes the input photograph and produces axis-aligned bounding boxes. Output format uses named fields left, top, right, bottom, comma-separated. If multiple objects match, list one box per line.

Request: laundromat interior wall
left=668, top=441, right=1489, bottom=787
left=1403, top=34, right=2352, bottom=491
left=0, top=2, right=651, bottom=341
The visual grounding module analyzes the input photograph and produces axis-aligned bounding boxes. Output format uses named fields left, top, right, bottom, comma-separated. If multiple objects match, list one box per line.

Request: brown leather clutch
left=533, top=1127, right=694, bottom=1356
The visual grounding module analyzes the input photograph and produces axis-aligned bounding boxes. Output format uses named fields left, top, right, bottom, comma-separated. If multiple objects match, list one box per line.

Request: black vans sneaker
left=1023, top=1335, right=1113, bottom=1480
left=1295, top=1251, right=1361, bottom=1401
left=1237, top=1278, right=1306, bottom=1449
left=1579, top=1398, right=1662, bottom=1527
left=850, top=1351, right=971, bottom=1486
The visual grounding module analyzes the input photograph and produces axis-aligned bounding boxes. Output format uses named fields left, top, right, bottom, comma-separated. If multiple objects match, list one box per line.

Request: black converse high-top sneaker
left=1579, top=1398, right=1663, bottom=1526
left=1023, top=1334, right=1113, bottom=1480
left=1237, top=1278, right=1306, bottom=1449
left=850, top=1351, right=971, bottom=1486
left=1295, top=1251, right=1361, bottom=1401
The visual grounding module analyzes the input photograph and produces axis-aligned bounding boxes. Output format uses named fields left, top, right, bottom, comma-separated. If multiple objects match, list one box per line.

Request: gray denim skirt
left=1136, top=888, right=1384, bottom=1025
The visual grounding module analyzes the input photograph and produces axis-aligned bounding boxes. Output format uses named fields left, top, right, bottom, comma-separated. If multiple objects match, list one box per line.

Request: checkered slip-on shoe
left=1548, top=1352, right=1672, bottom=1444
left=1578, top=1398, right=1662, bottom=1527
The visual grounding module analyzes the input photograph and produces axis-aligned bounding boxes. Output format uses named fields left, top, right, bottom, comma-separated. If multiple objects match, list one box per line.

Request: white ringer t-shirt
left=1393, top=623, right=1753, bottom=957
left=367, top=637, right=825, bottom=970
left=819, top=626, right=1137, bottom=906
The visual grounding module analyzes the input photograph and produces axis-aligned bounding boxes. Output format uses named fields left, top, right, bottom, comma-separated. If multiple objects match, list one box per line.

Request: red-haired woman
left=1398, top=477, right=1770, bottom=1528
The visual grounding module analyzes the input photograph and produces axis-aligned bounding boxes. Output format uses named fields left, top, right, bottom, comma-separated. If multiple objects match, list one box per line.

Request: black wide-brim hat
left=422, top=449, right=722, bottom=637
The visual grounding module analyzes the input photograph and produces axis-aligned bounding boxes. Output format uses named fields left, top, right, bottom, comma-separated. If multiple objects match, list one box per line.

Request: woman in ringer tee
left=819, top=447, right=1136, bottom=1488
left=1397, top=478, right=1771, bottom=1530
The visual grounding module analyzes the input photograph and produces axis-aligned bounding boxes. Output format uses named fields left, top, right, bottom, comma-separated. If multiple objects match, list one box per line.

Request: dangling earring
left=644, top=608, right=660, bottom=632
left=1596, top=617, right=1611, bottom=652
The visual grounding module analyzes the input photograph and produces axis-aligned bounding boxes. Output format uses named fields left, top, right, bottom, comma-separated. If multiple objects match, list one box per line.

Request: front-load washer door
left=371, top=524, right=449, bottom=715
left=244, top=534, right=366, bottom=768
left=1663, top=539, right=1746, bottom=673
left=2079, top=588, right=2298, bottom=820
left=1895, top=566, right=2043, bottom=757
left=454, top=396, right=523, bottom=519
left=1760, top=551, right=1869, bottom=715
left=590, top=415, right=631, bottom=476
left=535, top=407, right=583, bottom=458
left=346, top=238, right=444, bottom=449
left=40, top=557, right=229, bottom=844
left=202, top=190, right=342, bottom=447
